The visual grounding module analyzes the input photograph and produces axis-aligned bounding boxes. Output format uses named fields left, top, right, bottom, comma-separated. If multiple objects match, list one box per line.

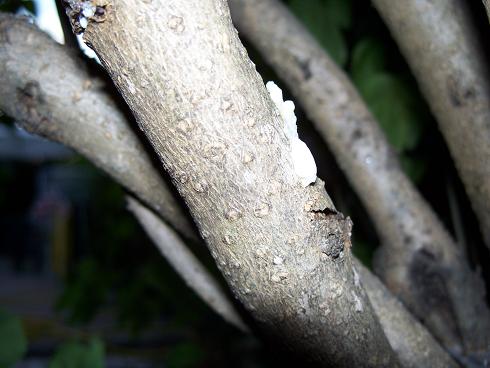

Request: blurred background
left=0, top=0, right=489, bottom=367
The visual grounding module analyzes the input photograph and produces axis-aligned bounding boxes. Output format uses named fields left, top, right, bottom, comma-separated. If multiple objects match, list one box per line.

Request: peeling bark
left=372, top=0, right=490, bottom=256
left=229, top=0, right=490, bottom=354
left=74, top=0, right=400, bottom=365
left=0, top=13, right=196, bottom=239
left=127, top=196, right=248, bottom=332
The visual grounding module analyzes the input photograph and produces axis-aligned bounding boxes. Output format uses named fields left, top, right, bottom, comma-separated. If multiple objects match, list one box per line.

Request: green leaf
left=48, top=338, right=104, bottom=368
left=355, top=73, right=424, bottom=152
left=288, top=0, right=351, bottom=66
left=0, top=308, right=27, bottom=368
left=351, top=38, right=386, bottom=84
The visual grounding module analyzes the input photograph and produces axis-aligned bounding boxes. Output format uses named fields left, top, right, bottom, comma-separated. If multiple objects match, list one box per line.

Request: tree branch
left=75, top=0, right=400, bottom=365
left=372, top=0, right=490, bottom=256
left=485, top=0, right=490, bottom=22
left=0, top=13, right=196, bottom=240
left=228, top=0, right=490, bottom=354
left=126, top=196, right=248, bottom=332
left=0, top=14, right=458, bottom=365
left=355, top=260, right=458, bottom=368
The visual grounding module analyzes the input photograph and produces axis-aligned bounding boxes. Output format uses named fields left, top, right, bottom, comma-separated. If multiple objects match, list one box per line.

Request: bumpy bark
left=71, top=0, right=400, bottom=365
left=127, top=196, right=248, bottom=332
left=0, top=13, right=459, bottom=366
left=0, top=13, right=196, bottom=239
left=372, top=0, right=490, bottom=255
left=229, top=0, right=490, bottom=354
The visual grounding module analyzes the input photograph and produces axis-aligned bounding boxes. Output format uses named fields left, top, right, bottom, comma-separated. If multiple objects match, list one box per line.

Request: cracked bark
left=0, top=13, right=457, bottom=366
left=0, top=13, right=196, bottom=240
left=229, top=0, right=490, bottom=354
left=72, top=0, right=400, bottom=365
left=372, top=0, right=490, bottom=255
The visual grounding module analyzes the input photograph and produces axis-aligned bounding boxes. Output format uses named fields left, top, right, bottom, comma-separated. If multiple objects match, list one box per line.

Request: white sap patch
left=266, top=81, right=317, bottom=187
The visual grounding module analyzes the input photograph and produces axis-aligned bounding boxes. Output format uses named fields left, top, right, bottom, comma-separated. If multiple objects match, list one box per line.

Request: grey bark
left=72, top=0, right=400, bottom=365
left=372, top=0, right=490, bottom=256
left=127, top=196, right=248, bottom=332
left=356, top=260, right=458, bottom=368
left=484, top=0, right=490, bottom=23
left=229, top=0, right=490, bottom=354
left=0, top=13, right=196, bottom=239
left=0, top=13, right=457, bottom=366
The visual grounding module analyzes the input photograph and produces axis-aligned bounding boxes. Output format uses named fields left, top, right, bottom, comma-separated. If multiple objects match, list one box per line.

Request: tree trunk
left=229, top=0, right=490, bottom=354
left=69, top=0, right=399, bottom=365
left=0, top=12, right=459, bottom=366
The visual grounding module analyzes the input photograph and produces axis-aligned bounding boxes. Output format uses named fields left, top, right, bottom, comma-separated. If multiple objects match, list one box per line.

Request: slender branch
left=76, top=0, right=400, bottom=365
left=372, top=0, right=490, bottom=255
left=228, top=0, right=490, bottom=354
left=0, top=13, right=196, bottom=240
left=483, top=0, right=490, bottom=23
left=355, top=260, right=458, bottom=368
left=126, top=196, right=248, bottom=332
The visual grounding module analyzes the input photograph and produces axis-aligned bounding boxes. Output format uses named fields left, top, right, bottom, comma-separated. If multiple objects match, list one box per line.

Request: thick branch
left=127, top=196, right=248, bottom=332
left=229, top=0, right=490, bottom=354
left=77, top=0, right=399, bottom=365
left=372, top=0, right=490, bottom=254
left=0, top=14, right=458, bottom=365
left=0, top=13, right=196, bottom=239
left=131, top=190, right=457, bottom=367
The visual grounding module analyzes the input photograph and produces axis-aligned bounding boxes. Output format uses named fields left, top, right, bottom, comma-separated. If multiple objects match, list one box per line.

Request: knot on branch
left=16, top=81, right=56, bottom=139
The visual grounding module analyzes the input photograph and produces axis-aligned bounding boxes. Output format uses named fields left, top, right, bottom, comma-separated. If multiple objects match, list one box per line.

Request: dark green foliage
left=287, top=0, right=352, bottom=66
left=48, top=338, right=105, bottom=368
left=0, top=308, right=27, bottom=368
left=350, top=38, right=429, bottom=183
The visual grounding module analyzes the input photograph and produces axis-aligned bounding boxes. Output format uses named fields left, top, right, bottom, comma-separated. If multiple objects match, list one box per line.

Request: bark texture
left=0, top=13, right=196, bottom=239
left=372, top=0, right=490, bottom=255
left=127, top=196, right=248, bottom=332
left=485, top=0, right=490, bottom=23
left=356, top=260, right=458, bottom=368
left=0, top=13, right=460, bottom=366
left=75, top=0, right=399, bottom=365
left=229, top=0, right=490, bottom=354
